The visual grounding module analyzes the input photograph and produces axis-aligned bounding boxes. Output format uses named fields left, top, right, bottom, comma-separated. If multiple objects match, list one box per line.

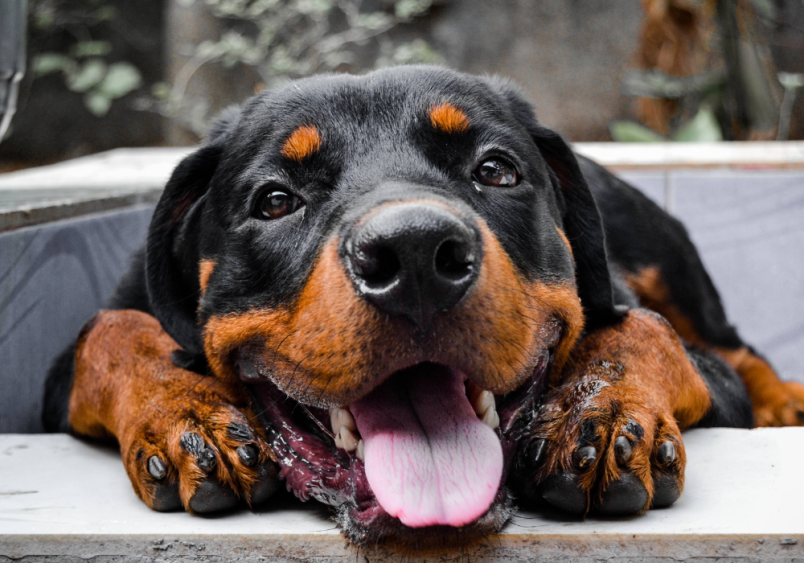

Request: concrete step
left=1, top=429, right=802, bottom=561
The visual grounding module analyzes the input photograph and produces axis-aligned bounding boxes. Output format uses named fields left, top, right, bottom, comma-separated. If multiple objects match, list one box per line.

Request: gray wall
left=0, top=205, right=154, bottom=433
left=622, top=170, right=804, bottom=384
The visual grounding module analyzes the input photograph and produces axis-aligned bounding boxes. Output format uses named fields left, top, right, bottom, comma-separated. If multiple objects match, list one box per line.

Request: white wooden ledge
left=1, top=429, right=803, bottom=561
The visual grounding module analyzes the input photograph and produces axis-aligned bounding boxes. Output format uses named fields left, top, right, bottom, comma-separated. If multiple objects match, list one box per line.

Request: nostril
left=353, top=245, right=401, bottom=288
left=434, top=239, right=475, bottom=281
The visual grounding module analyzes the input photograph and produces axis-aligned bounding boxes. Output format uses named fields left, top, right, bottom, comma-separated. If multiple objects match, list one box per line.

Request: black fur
left=688, top=347, right=754, bottom=428
left=43, top=66, right=754, bottom=441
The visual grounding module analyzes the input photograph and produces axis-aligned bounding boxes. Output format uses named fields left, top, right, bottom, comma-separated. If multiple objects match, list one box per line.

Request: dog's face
left=146, top=66, right=620, bottom=544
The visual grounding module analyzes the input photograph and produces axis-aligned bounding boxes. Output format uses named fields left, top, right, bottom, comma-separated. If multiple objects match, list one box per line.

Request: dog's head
left=146, top=66, right=621, bottom=544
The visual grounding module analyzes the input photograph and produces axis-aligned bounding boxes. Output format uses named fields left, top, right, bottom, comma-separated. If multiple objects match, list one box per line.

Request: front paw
left=516, top=367, right=685, bottom=516
left=120, top=391, right=279, bottom=514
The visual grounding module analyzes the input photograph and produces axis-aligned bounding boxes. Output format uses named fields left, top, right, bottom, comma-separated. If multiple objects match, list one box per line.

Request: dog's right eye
left=255, top=189, right=303, bottom=220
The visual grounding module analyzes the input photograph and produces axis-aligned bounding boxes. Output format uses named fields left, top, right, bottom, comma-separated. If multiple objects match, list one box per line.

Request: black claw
left=180, top=432, right=205, bottom=455
left=197, top=448, right=217, bottom=473
left=147, top=456, right=168, bottom=480
left=614, top=436, right=633, bottom=465
left=540, top=473, right=587, bottom=515
left=658, top=440, right=676, bottom=465
left=237, top=444, right=259, bottom=467
left=189, top=479, right=240, bottom=514
left=651, top=473, right=681, bottom=508
left=595, top=473, right=649, bottom=516
left=624, top=420, right=644, bottom=442
left=180, top=432, right=217, bottom=473
left=574, top=445, right=597, bottom=469
left=227, top=422, right=254, bottom=443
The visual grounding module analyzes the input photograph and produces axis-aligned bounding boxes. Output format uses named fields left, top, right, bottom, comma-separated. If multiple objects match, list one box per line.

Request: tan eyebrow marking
left=199, top=258, right=216, bottom=296
left=281, top=125, right=322, bottom=161
left=429, top=103, right=470, bottom=134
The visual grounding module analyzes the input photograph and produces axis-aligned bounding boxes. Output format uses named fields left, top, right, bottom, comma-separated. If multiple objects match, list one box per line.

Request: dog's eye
left=256, top=190, right=303, bottom=220
left=473, top=158, right=518, bottom=187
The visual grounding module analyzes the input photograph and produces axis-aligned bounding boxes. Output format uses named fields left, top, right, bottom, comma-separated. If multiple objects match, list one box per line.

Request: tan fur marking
left=69, top=310, right=274, bottom=511
left=199, top=259, right=216, bottom=296
left=555, top=226, right=573, bottom=259
left=429, top=103, right=470, bottom=134
left=281, top=125, right=321, bottom=161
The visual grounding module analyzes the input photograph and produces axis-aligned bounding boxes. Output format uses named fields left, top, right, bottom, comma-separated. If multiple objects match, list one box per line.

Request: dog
left=42, top=66, right=804, bottom=546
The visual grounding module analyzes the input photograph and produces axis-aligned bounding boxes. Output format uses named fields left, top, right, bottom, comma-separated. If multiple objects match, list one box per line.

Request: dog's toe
left=189, top=478, right=240, bottom=514
left=595, top=473, right=648, bottom=516
left=651, top=473, right=681, bottom=508
left=540, top=473, right=587, bottom=515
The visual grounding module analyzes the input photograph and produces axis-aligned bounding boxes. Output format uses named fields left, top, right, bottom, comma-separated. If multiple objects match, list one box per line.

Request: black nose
left=343, top=203, right=482, bottom=327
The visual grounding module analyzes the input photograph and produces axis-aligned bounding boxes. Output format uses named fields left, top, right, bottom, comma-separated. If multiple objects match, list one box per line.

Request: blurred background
left=3, top=0, right=804, bottom=170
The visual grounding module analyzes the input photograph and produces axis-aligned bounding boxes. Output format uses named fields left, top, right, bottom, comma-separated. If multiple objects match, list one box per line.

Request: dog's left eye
left=473, top=158, right=518, bottom=187
left=256, top=189, right=303, bottom=220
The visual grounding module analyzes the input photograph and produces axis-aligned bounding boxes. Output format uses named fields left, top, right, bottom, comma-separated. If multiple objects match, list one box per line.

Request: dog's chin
left=244, top=351, right=552, bottom=546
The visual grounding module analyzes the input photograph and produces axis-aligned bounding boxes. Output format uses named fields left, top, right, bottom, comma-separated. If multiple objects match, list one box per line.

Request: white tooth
left=473, top=390, right=495, bottom=417
left=481, top=405, right=500, bottom=430
left=336, top=425, right=359, bottom=451
left=356, top=439, right=365, bottom=461
left=330, top=407, right=357, bottom=435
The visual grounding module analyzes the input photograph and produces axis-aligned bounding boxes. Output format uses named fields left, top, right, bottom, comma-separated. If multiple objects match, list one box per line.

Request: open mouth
left=245, top=352, right=552, bottom=544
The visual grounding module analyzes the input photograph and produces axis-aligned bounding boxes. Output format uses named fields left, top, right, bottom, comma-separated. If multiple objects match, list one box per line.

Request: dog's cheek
left=445, top=221, right=584, bottom=394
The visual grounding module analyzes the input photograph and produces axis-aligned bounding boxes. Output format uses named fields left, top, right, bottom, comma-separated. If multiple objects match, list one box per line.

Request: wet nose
left=343, top=202, right=482, bottom=327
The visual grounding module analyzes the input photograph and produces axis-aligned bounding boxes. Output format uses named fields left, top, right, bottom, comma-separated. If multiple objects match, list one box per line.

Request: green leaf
left=67, top=59, right=107, bottom=92
left=84, top=92, right=113, bottom=116
left=395, top=0, right=431, bottom=21
left=71, top=41, right=113, bottom=58
left=671, top=108, right=723, bottom=142
left=608, top=120, right=666, bottom=142
left=151, top=81, right=172, bottom=100
left=32, top=53, right=69, bottom=76
left=97, top=62, right=142, bottom=98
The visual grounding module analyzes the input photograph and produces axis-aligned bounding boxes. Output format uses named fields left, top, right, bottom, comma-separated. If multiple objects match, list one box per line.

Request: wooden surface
left=0, top=430, right=802, bottom=561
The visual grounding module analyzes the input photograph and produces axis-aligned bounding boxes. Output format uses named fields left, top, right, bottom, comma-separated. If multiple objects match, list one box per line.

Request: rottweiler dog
left=43, top=66, right=804, bottom=546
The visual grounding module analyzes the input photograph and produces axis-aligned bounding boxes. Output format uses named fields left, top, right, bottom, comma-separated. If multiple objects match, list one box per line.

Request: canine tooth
left=335, top=426, right=359, bottom=451
left=473, top=390, right=495, bottom=417
left=481, top=406, right=500, bottom=430
left=356, top=440, right=365, bottom=461
left=330, top=407, right=357, bottom=434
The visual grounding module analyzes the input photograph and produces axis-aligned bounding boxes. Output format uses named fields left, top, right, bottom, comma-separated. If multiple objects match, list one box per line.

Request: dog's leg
left=514, top=308, right=751, bottom=516
left=624, top=266, right=804, bottom=427
left=67, top=309, right=279, bottom=513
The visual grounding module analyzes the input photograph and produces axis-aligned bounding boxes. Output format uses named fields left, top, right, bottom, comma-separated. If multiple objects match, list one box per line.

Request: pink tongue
left=350, top=365, right=503, bottom=528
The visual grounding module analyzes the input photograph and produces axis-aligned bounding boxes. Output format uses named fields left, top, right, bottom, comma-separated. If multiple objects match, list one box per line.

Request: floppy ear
left=487, top=78, right=625, bottom=329
left=529, top=125, right=625, bottom=329
left=146, top=111, right=236, bottom=356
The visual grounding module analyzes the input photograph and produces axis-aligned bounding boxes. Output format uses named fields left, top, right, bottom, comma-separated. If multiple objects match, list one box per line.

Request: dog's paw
left=753, top=380, right=804, bottom=427
left=518, top=364, right=685, bottom=516
left=119, top=388, right=279, bottom=514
